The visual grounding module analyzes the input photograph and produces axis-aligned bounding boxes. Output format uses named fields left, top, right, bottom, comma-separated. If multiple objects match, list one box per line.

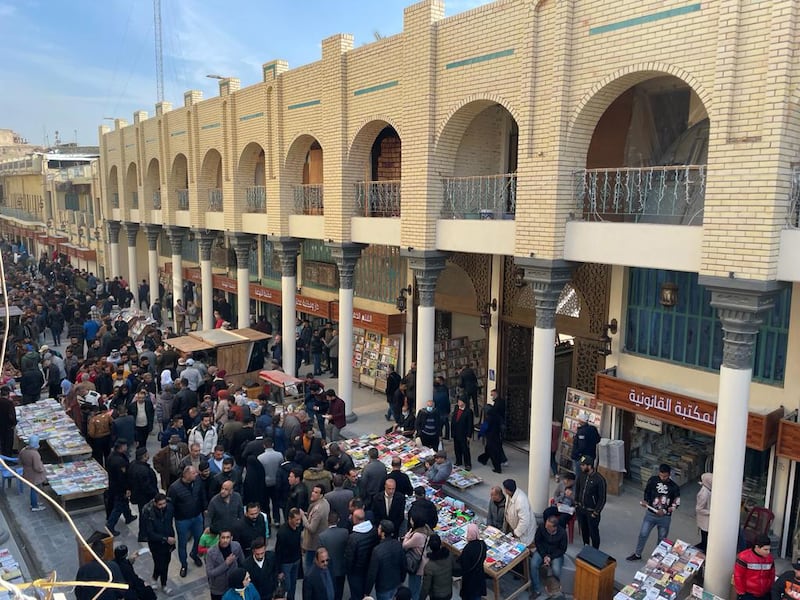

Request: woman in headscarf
left=695, top=472, right=712, bottom=552
left=457, top=524, right=487, bottom=600
left=221, top=567, right=259, bottom=600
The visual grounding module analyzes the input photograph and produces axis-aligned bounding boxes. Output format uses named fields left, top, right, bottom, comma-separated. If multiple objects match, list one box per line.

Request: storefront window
left=354, top=245, right=405, bottom=304
left=626, top=268, right=790, bottom=385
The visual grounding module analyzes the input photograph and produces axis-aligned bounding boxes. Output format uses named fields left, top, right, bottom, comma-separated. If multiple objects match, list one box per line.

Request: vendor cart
left=259, top=370, right=305, bottom=408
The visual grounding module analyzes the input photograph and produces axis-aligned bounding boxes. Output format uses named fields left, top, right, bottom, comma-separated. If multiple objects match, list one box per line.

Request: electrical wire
left=0, top=249, right=128, bottom=600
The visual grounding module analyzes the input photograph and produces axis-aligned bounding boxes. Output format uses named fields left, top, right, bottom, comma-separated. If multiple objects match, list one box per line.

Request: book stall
left=613, top=539, right=705, bottom=600
left=15, top=398, right=91, bottom=460
left=0, top=548, right=25, bottom=600
left=44, top=459, right=108, bottom=516
left=557, top=388, right=603, bottom=474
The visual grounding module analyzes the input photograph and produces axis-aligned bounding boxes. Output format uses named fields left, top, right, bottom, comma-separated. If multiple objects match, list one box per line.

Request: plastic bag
left=197, top=532, right=219, bottom=556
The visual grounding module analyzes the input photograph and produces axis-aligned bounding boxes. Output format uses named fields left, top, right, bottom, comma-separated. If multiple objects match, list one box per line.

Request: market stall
left=15, top=398, right=91, bottom=460
left=44, top=459, right=108, bottom=516
left=614, top=539, right=705, bottom=600
left=258, top=370, right=305, bottom=407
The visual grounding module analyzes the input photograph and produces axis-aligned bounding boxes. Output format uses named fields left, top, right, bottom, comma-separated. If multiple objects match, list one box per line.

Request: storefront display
left=614, top=538, right=704, bottom=600
left=433, top=336, right=487, bottom=400
left=557, top=388, right=603, bottom=474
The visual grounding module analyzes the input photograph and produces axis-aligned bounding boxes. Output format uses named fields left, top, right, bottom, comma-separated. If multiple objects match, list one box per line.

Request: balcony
left=111, top=193, right=119, bottom=208
left=293, top=184, right=324, bottom=215
left=208, top=188, right=223, bottom=212
left=0, top=206, right=43, bottom=223
left=177, top=189, right=189, bottom=210
left=131, top=192, right=139, bottom=209
left=575, top=165, right=706, bottom=225
left=152, top=191, right=161, bottom=210
left=245, top=186, right=266, bottom=212
left=441, top=173, right=516, bottom=219
left=354, top=181, right=400, bottom=217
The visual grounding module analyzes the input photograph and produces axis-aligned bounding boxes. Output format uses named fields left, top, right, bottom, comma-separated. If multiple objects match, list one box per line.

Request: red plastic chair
left=741, top=507, right=774, bottom=548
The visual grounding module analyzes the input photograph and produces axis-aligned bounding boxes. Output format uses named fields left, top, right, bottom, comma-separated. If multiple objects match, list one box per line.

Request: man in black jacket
left=142, top=493, right=175, bottom=593
left=451, top=396, right=474, bottom=470
left=275, top=508, right=303, bottom=600
left=243, top=536, right=276, bottom=600
left=626, top=463, right=681, bottom=561
left=235, top=502, right=269, bottom=557
left=458, top=363, right=480, bottom=416
left=303, top=547, right=335, bottom=600
left=106, top=439, right=136, bottom=536
left=74, top=539, right=125, bottom=600
left=365, top=520, right=405, bottom=599
left=19, top=368, right=44, bottom=405
left=167, top=465, right=206, bottom=577
left=371, top=478, right=405, bottom=536
left=575, top=455, right=607, bottom=550
left=319, top=511, right=349, bottom=600
left=384, top=365, right=402, bottom=421
left=127, top=448, right=158, bottom=542
left=408, top=486, right=438, bottom=531
left=571, top=417, right=601, bottom=474
left=383, top=456, right=414, bottom=498
left=345, top=508, right=378, bottom=600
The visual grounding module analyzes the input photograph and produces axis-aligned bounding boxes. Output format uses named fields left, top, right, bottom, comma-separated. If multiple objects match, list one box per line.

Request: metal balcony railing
left=246, top=186, right=266, bottom=211
left=153, top=191, right=161, bottom=210
left=177, top=189, right=189, bottom=210
left=131, top=192, right=138, bottom=209
left=786, top=166, right=800, bottom=228
left=441, top=173, right=517, bottom=219
left=575, top=165, right=706, bottom=225
left=293, top=184, right=324, bottom=215
left=111, top=193, right=119, bottom=208
left=0, top=206, right=42, bottom=223
left=208, top=188, right=223, bottom=212
left=354, top=180, right=401, bottom=217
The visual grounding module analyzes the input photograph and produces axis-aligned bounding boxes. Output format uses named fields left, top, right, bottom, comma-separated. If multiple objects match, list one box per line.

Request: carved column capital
left=123, top=222, right=139, bottom=247
left=165, top=226, right=187, bottom=256
left=142, top=224, right=161, bottom=251
left=107, top=220, right=122, bottom=244
left=329, top=243, right=365, bottom=290
left=195, top=229, right=217, bottom=261
left=700, top=277, right=784, bottom=370
left=517, top=258, right=574, bottom=329
left=270, top=237, right=300, bottom=278
left=229, top=233, right=255, bottom=268
left=403, top=250, right=448, bottom=307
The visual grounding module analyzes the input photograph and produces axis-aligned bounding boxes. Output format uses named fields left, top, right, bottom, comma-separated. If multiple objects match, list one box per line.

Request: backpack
left=405, top=534, right=429, bottom=575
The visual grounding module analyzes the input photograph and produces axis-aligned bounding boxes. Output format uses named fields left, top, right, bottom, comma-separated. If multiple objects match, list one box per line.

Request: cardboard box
left=599, top=466, right=624, bottom=496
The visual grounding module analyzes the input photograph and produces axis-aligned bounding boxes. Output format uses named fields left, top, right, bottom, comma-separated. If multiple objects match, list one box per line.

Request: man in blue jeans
left=167, top=465, right=206, bottom=577
left=275, top=508, right=303, bottom=600
left=627, top=463, right=681, bottom=561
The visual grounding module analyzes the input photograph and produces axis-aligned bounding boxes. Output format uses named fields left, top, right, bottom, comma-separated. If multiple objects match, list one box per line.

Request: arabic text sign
left=295, top=295, right=331, bottom=319
left=634, top=413, right=663, bottom=433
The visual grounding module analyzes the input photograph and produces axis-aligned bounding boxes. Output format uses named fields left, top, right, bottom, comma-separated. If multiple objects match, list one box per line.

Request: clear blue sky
left=0, top=0, right=490, bottom=148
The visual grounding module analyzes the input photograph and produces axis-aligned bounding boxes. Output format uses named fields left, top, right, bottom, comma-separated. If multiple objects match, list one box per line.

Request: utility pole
left=154, top=0, right=164, bottom=102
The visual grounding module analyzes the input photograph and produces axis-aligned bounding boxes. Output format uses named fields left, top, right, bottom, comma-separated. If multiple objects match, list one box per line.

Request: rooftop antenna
left=154, top=0, right=164, bottom=102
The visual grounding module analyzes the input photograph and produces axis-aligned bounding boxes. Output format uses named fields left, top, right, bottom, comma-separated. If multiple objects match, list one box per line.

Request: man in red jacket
left=323, top=389, right=346, bottom=442
left=734, top=533, right=775, bottom=600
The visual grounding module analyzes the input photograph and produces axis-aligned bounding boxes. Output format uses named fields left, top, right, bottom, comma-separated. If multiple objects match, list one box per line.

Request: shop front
left=596, top=373, right=782, bottom=507
left=776, top=415, right=800, bottom=557
left=249, top=282, right=282, bottom=333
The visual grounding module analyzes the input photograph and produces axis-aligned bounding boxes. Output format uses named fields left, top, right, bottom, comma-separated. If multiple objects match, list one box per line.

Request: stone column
left=405, top=250, right=447, bottom=410
left=519, top=258, right=573, bottom=515
left=123, top=222, right=139, bottom=305
left=273, top=238, right=300, bottom=375
left=330, top=243, right=364, bottom=421
left=230, top=234, right=255, bottom=329
left=143, top=224, right=161, bottom=309
left=107, top=221, right=122, bottom=279
left=699, top=278, right=781, bottom=597
left=166, top=227, right=187, bottom=312
left=197, top=230, right=217, bottom=330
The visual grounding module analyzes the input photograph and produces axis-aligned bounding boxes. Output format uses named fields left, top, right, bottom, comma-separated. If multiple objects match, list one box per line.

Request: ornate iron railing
left=354, top=180, right=401, bottom=217
left=246, top=186, right=266, bottom=211
left=293, top=184, right=324, bottom=215
left=111, top=193, right=119, bottom=208
left=786, top=166, right=800, bottom=228
left=177, top=189, right=189, bottom=210
left=441, top=173, right=517, bottom=219
left=152, top=191, right=161, bottom=210
left=131, top=191, right=138, bottom=209
left=208, top=188, right=223, bottom=212
left=575, top=165, right=706, bottom=225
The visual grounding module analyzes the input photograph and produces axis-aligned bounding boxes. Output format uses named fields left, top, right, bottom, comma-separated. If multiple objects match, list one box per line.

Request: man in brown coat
left=152, top=435, right=189, bottom=490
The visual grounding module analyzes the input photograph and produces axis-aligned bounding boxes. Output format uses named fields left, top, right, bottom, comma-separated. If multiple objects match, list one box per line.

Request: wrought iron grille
left=246, top=186, right=266, bottom=211
left=786, top=166, right=800, bottom=228
left=208, top=188, right=223, bottom=212
left=575, top=165, right=706, bottom=225
left=177, top=189, right=189, bottom=210
left=152, top=191, right=161, bottom=210
left=111, top=193, right=119, bottom=208
left=293, top=184, right=324, bottom=215
left=354, top=180, right=401, bottom=217
left=441, top=173, right=516, bottom=219
left=131, top=191, right=138, bottom=209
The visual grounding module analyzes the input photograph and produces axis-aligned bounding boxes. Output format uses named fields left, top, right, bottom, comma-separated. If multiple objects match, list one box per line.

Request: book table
left=44, top=459, right=107, bottom=517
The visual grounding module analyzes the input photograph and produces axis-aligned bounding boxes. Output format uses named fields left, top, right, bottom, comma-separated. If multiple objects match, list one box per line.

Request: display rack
left=433, top=336, right=488, bottom=403
left=352, top=328, right=401, bottom=393
left=557, top=387, right=603, bottom=474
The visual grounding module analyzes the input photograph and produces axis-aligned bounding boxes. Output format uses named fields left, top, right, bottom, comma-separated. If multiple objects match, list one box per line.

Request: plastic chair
left=0, top=455, right=24, bottom=494
left=741, top=507, right=774, bottom=548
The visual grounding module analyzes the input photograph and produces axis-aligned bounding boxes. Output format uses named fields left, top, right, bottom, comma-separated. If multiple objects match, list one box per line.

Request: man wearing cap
left=733, top=534, right=774, bottom=600
left=571, top=416, right=601, bottom=475
left=771, top=557, right=800, bottom=599
left=626, top=463, right=681, bottom=561
left=503, top=478, right=535, bottom=547
left=19, top=435, right=46, bottom=512
left=106, top=439, right=137, bottom=536
left=181, top=358, right=202, bottom=392
left=575, top=455, right=607, bottom=549
left=425, top=450, right=453, bottom=488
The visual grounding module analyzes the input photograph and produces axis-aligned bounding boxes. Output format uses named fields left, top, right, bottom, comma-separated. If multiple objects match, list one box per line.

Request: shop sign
left=296, top=295, right=330, bottom=319
left=213, top=274, right=237, bottom=293
left=634, top=414, right=663, bottom=433
left=596, top=373, right=782, bottom=450
left=183, top=267, right=201, bottom=284
left=330, top=302, right=404, bottom=335
left=250, top=283, right=281, bottom=306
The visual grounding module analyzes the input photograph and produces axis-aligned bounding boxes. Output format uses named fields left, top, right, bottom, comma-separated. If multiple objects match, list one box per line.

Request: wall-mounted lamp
left=514, top=267, right=526, bottom=288
left=395, top=285, right=413, bottom=312
left=480, top=299, right=498, bottom=330
left=660, top=281, right=678, bottom=308
left=597, top=318, right=618, bottom=357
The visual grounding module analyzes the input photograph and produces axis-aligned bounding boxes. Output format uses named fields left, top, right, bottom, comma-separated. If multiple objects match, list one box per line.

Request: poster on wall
left=556, top=387, right=602, bottom=474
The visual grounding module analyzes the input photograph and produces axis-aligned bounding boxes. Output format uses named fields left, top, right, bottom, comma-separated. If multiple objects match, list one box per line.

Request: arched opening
left=107, top=166, right=119, bottom=209
left=170, top=154, right=189, bottom=211
left=350, top=121, right=402, bottom=217
left=578, top=74, right=709, bottom=225
left=285, top=135, right=323, bottom=215
left=237, top=142, right=266, bottom=212
left=200, top=149, right=223, bottom=212
left=144, top=158, right=161, bottom=210
left=436, top=100, right=518, bottom=219
left=125, top=163, right=139, bottom=210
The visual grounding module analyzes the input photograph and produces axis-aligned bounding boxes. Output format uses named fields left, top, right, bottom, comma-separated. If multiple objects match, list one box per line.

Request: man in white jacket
left=188, top=413, right=218, bottom=455
left=502, top=478, right=535, bottom=547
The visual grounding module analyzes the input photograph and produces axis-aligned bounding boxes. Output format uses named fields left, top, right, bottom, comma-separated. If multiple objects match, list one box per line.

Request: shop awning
left=164, top=335, right=215, bottom=353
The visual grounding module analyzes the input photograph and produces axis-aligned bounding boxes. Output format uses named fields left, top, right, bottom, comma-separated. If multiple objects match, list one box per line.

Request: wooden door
left=500, top=321, right=532, bottom=442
